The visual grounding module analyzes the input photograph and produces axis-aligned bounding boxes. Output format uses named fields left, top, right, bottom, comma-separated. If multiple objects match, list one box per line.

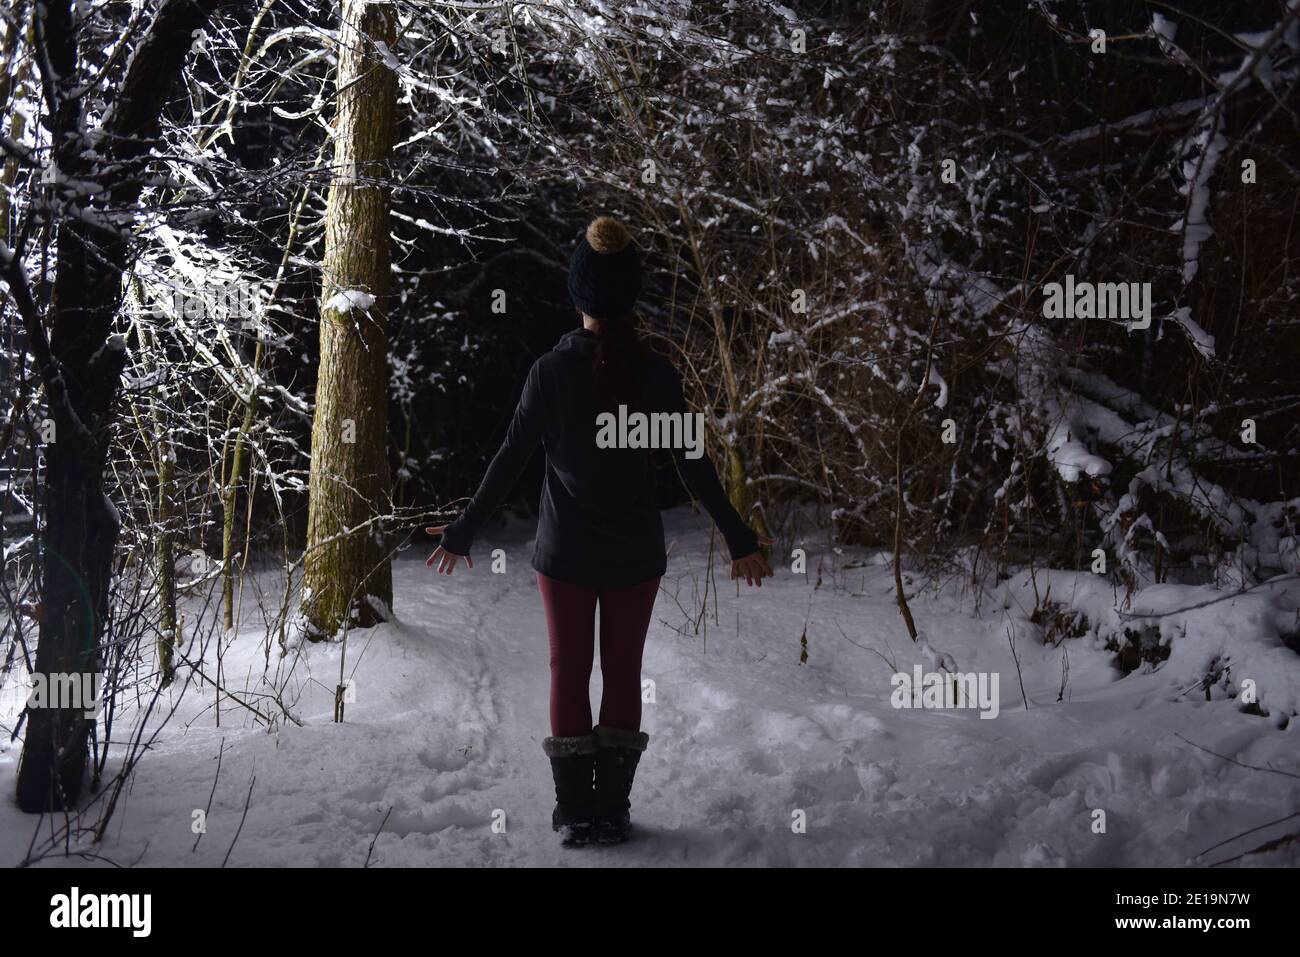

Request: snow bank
left=1002, top=568, right=1300, bottom=723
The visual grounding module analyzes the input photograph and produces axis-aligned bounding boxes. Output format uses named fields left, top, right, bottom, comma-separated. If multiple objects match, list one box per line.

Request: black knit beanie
left=567, top=216, right=641, bottom=321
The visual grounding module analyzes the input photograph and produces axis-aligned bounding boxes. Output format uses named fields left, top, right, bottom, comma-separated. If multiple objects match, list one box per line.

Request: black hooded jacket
left=438, top=327, right=760, bottom=586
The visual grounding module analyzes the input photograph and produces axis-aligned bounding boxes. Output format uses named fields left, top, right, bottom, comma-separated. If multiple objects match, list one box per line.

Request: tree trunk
left=155, top=412, right=178, bottom=685
left=301, top=0, right=396, bottom=638
left=221, top=358, right=260, bottom=633
left=133, top=302, right=179, bottom=685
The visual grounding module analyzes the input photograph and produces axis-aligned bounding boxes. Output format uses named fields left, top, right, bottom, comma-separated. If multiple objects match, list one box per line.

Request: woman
left=425, top=215, right=774, bottom=847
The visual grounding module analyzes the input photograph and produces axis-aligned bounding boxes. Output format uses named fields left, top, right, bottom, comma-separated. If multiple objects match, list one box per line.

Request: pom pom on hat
left=585, top=216, right=632, bottom=254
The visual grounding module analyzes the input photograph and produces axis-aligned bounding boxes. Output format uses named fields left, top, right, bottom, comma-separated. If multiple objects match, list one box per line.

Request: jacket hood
left=554, top=327, right=596, bottom=357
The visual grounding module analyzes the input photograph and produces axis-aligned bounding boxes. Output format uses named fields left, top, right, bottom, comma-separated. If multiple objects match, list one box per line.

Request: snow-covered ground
left=2, top=507, right=1297, bottom=867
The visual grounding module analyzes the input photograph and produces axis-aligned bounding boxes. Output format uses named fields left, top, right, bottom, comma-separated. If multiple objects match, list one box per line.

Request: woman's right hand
left=730, top=534, right=776, bottom=587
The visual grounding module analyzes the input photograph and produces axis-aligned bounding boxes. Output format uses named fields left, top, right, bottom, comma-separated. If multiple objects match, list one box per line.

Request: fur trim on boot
left=542, top=733, right=599, bottom=758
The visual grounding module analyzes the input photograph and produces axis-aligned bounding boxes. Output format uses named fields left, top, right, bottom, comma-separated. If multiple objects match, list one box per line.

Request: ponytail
left=592, top=316, right=646, bottom=412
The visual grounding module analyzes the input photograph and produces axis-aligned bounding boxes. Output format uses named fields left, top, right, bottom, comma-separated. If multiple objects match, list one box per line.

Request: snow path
left=2, top=508, right=1297, bottom=867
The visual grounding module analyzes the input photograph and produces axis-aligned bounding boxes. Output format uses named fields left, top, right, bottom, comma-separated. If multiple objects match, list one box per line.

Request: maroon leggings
left=536, top=571, right=661, bottom=737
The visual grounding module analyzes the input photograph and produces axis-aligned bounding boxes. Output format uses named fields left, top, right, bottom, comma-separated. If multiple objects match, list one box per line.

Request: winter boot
left=542, top=733, right=598, bottom=847
left=592, top=725, right=649, bottom=844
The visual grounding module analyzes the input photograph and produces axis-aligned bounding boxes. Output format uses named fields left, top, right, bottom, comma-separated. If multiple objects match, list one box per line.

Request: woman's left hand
left=425, top=525, right=474, bottom=575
